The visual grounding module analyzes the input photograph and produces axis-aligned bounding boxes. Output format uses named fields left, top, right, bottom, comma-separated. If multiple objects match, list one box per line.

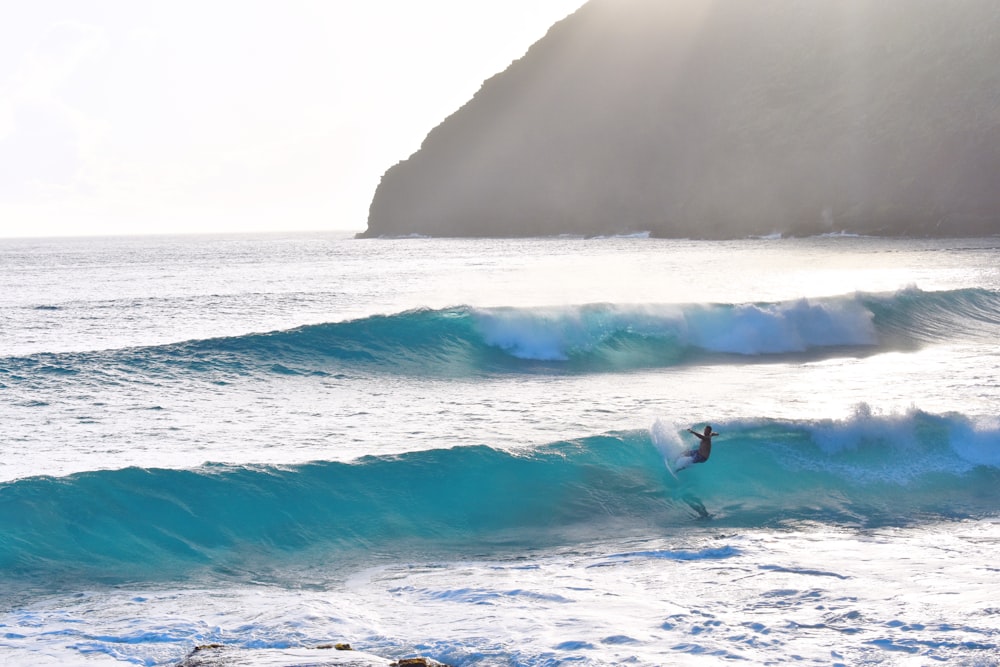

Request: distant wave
left=816, top=230, right=864, bottom=238
left=2, top=288, right=998, bottom=383
left=1, top=407, right=996, bottom=586
left=587, top=231, right=652, bottom=239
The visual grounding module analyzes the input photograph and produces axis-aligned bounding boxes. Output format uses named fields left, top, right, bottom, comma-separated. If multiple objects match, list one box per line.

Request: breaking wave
left=1, top=407, right=996, bottom=587
left=1, top=288, right=997, bottom=384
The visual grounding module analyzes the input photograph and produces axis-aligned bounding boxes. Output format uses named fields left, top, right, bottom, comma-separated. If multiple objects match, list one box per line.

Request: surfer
left=683, top=425, right=718, bottom=464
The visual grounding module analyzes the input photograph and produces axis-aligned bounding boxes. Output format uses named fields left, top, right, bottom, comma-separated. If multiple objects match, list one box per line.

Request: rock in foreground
left=176, top=644, right=451, bottom=667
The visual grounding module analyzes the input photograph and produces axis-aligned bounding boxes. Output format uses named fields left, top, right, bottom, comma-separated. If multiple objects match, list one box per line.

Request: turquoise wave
left=1, top=408, right=996, bottom=586
left=2, top=288, right=998, bottom=383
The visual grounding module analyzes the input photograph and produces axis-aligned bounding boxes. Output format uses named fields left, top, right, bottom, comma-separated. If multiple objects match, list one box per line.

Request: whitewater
left=1, top=233, right=998, bottom=666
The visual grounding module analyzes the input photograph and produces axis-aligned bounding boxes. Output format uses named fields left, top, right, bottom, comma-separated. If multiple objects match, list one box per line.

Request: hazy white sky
left=0, top=0, right=585, bottom=238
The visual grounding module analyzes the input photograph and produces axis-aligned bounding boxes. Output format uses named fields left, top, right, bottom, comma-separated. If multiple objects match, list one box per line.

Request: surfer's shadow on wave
left=662, top=484, right=712, bottom=520
left=678, top=492, right=711, bottom=520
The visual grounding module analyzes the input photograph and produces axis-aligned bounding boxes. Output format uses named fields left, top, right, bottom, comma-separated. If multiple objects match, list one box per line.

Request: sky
left=0, top=0, right=586, bottom=238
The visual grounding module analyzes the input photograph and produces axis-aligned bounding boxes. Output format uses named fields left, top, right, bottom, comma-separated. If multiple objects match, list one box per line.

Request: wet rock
left=175, top=644, right=452, bottom=667
left=176, top=644, right=389, bottom=666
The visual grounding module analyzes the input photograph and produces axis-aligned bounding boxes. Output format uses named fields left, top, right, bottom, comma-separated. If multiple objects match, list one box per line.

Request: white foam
left=472, top=304, right=687, bottom=361
left=787, top=404, right=998, bottom=482
left=688, top=297, right=877, bottom=355
left=949, top=415, right=1000, bottom=467
left=649, top=418, right=686, bottom=462
left=472, top=306, right=587, bottom=360
left=472, top=297, right=879, bottom=361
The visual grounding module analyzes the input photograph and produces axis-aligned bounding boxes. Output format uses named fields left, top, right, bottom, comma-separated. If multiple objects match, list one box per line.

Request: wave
left=2, top=288, right=998, bottom=382
left=0, top=407, right=996, bottom=586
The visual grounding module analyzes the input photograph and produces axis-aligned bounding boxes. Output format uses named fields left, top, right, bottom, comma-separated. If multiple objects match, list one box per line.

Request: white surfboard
left=673, top=454, right=696, bottom=472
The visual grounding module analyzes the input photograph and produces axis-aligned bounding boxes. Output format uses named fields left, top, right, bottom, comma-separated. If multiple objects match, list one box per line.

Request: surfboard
left=672, top=454, right=695, bottom=473
left=664, top=453, right=696, bottom=479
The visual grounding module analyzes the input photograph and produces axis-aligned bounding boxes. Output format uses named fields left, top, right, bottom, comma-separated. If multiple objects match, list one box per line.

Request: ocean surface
left=1, top=232, right=998, bottom=666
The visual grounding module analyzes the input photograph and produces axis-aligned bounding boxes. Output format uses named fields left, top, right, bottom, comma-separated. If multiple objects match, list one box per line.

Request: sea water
left=0, top=233, right=998, bottom=666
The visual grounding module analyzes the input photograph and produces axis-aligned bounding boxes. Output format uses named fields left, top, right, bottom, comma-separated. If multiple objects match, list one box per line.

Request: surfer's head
left=704, top=425, right=713, bottom=434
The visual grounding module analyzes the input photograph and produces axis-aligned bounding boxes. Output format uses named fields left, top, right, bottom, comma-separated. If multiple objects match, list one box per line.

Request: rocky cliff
left=360, top=0, right=1000, bottom=238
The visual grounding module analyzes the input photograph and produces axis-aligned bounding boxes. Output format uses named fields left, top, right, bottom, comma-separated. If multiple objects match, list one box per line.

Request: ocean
left=1, top=232, right=998, bottom=666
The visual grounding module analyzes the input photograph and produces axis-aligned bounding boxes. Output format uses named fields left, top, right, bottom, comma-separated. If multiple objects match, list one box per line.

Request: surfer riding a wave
left=682, top=425, right=718, bottom=466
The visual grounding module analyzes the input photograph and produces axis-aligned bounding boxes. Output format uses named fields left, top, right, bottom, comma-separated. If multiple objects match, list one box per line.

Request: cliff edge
left=361, top=0, right=1000, bottom=239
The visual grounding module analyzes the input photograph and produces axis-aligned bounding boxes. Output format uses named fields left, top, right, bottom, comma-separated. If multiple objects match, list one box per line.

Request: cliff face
left=361, top=0, right=1000, bottom=238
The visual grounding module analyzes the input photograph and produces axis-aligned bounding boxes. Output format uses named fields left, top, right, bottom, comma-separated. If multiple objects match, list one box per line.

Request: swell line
left=2, top=288, right=997, bottom=385
left=1, top=407, right=997, bottom=587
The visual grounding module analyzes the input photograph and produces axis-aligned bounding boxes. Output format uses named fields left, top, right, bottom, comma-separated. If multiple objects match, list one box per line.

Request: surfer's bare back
left=684, top=425, right=719, bottom=464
